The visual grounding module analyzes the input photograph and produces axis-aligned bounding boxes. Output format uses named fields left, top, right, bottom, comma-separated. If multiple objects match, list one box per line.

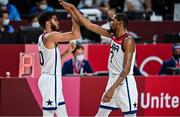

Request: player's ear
left=118, top=21, right=123, bottom=27
left=46, top=21, right=51, bottom=26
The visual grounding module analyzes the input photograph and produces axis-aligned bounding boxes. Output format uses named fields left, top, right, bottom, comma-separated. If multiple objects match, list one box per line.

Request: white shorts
left=99, top=73, right=138, bottom=115
left=38, top=74, right=65, bottom=111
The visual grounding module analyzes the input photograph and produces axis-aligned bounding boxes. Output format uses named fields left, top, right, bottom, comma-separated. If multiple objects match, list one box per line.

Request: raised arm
left=45, top=9, right=80, bottom=44
left=60, top=0, right=111, bottom=38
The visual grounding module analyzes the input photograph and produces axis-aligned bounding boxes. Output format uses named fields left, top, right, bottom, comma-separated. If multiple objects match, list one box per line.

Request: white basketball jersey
left=108, top=33, right=136, bottom=75
left=38, top=33, right=62, bottom=76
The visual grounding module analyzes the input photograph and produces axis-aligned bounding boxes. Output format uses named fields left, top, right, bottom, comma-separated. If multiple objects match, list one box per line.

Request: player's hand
left=67, top=42, right=76, bottom=53
left=60, top=0, right=79, bottom=24
left=60, top=0, right=74, bottom=11
left=102, top=88, right=115, bottom=103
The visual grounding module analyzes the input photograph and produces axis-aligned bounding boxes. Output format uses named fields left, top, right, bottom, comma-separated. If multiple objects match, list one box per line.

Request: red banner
left=136, top=44, right=172, bottom=76
left=0, top=44, right=172, bottom=77
left=137, top=76, right=180, bottom=116
left=0, top=76, right=180, bottom=116
left=79, top=76, right=180, bottom=116
left=88, top=44, right=172, bottom=76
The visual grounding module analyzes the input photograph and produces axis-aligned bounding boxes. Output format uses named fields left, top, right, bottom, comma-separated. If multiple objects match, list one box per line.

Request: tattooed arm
left=102, top=37, right=135, bottom=103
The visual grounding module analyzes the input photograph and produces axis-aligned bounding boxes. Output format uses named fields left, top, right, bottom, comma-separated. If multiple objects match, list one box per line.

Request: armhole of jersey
left=41, top=33, right=57, bottom=50
left=121, top=39, right=125, bottom=52
left=41, top=33, right=46, bottom=47
left=121, top=34, right=128, bottom=52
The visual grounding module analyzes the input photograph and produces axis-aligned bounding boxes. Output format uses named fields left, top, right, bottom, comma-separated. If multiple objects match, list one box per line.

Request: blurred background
left=0, top=0, right=180, bottom=116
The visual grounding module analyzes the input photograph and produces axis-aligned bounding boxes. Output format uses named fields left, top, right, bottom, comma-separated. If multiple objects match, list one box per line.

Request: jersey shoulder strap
left=111, top=33, right=131, bottom=45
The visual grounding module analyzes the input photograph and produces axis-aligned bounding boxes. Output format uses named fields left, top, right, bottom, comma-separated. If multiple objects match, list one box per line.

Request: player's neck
left=44, top=27, right=53, bottom=33
left=115, top=28, right=126, bottom=38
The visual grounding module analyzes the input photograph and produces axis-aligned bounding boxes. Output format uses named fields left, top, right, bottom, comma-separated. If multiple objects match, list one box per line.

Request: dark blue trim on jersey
left=99, top=105, right=119, bottom=110
left=126, top=77, right=132, bottom=112
left=39, top=51, right=44, bottom=65
left=58, top=102, right=65, bottom=106
left=42, top=33, right=46, bottom=41
left=54, top=47, right=57, bottom=107
left=123, top=110, right=137, bottom=115
left=43, top=107, right=57, bottom=110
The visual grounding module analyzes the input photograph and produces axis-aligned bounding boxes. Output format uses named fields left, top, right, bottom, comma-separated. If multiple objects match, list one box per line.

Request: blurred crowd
left=0, top=0, right=180, bottom=21
left=0, top=0, right=179, bottom=43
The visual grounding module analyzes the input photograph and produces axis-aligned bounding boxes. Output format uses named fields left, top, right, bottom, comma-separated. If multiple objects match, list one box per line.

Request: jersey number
left=39, top=51, right=44, bottom=65
left=110, top=50, right=114, bottom=63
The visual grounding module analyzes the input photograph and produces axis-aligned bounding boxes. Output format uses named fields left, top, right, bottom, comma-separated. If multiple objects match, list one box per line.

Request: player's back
left=108, top=33, right=136, bottom=76
left=38, top=33, right=62, bottom=76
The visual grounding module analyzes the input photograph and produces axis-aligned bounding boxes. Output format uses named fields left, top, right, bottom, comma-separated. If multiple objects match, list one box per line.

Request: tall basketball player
left=61, top=1, right=138, bottom=117
left=37, top=10, right=80, bottom=116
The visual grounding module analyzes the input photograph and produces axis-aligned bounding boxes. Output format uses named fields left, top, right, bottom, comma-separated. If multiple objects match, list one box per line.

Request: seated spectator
left=152, top=0, right=180, bottom=20
left=62, top=42, right=93, bottom=76
left=159, top=43, right=180, bottom=75
left=30, top=0, right=53, bottom=16
left=0, top=10, right=14, bottom=33
left=99, top=2, right=110, bottom=20
left=0, top=0, right=21, bottom=21
left=109, top=0, right=125, bottom=13
left=123, top=0, right=152, bottom=20
left=78, top=0, right=96, bottom=9
left=29, top=14, right=40, bottom=28
left=124, top=0, right=152, bottom=12
left=78, top=0, right=102, bottom=21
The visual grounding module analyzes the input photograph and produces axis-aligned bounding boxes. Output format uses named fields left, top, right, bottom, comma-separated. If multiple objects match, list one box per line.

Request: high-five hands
left=59, top=0, right=74, bottom=11
left=59, top=0, right=80, bottom=23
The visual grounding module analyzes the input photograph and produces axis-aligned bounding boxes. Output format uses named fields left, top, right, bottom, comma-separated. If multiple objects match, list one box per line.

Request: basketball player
left=37, top=9, right=80, bottom=116
left=60, top=1, right=138, bottom=117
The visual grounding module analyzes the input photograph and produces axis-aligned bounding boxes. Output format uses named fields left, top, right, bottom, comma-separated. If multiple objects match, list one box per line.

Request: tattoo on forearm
left=120, top=70, right=128, bottom=79
left=112, top=70, right=128, bottom=89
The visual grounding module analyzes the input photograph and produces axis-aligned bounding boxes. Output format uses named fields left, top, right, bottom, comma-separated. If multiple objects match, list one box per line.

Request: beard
left=109, top=25, right=115, bottom=35
left=50, top=22, right=59, bottom=31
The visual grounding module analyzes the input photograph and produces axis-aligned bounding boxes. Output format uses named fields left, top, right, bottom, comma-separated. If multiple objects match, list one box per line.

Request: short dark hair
left=38, top=11, right=55, bottom=28
left=0, top=10, right=9, bottom=17
left=72, top=42, right=84, bottom=54
left=115, top=13, right=128, bottom=28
